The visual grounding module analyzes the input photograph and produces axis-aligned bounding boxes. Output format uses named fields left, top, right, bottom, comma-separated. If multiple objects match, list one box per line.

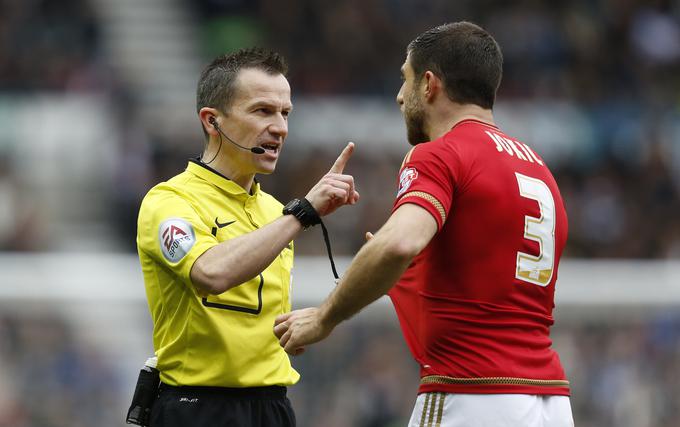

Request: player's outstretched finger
left=365, top=231, right=374, bottom=242
left=329, top=142, right=355, bottom=174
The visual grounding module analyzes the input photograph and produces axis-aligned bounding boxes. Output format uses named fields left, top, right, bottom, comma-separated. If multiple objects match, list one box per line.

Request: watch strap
left=284, top=198, right=321, bottom=228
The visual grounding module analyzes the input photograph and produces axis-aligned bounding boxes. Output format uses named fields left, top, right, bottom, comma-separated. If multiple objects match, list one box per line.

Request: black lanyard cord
left=319, top=219, right=339, bottom=281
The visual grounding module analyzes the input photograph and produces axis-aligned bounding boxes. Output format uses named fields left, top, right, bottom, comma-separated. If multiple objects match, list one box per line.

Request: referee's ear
left=199, top=107, right=221, bottom=139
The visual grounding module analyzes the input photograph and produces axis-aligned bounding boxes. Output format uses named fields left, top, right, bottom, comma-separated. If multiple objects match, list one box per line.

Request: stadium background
left=0, top=0, right=679, bottom=426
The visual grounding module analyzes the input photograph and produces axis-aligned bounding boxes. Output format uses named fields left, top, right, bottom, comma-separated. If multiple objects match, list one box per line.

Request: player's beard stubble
left=404, top=90, right=428, bottom=146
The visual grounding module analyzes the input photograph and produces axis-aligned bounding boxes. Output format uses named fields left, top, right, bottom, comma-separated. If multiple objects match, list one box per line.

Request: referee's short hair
left=196, top=48, right=288, bottom=136
left=407, top=22, right=503, bottom=109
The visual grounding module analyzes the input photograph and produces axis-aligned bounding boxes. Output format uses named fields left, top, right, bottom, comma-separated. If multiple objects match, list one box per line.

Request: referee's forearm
left=191, top=215, right=303, bottom=294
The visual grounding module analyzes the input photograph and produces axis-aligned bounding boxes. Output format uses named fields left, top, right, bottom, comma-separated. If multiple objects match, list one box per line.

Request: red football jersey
left=389, top=119, right=569, bottom=395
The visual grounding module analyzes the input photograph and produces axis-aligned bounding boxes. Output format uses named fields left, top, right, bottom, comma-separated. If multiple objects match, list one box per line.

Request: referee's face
left=222, top=68, right=292, bottom=175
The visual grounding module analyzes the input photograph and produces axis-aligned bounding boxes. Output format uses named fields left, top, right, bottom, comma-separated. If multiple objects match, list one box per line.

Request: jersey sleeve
left=392, top=143, right=457, bottom=230
left=137, top=190, right=219, bottom=287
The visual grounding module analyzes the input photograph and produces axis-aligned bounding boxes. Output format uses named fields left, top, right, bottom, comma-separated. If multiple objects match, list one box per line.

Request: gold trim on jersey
left=421, top=375, right=570, bottom=388
left=400, top=147, right=416, bottom=169
left=401, top=191, right=446, bottom=224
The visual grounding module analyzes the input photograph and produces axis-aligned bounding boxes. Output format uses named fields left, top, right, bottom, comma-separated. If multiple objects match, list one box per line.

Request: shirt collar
left=451, top=118, right=499, bottom=130
left=186, top=158, right=260, bottom=197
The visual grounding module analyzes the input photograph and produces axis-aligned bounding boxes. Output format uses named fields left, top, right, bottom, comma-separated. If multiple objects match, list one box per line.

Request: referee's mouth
left=260, top=142, right=281, bottom=154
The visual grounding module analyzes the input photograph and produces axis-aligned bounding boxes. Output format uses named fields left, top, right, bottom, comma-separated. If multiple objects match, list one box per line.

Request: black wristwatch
left=283, top=198, right=321, bottom=229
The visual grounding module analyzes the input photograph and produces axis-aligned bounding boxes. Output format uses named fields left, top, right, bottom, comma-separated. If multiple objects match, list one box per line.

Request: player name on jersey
left=485, top=131, right=543, bottom=165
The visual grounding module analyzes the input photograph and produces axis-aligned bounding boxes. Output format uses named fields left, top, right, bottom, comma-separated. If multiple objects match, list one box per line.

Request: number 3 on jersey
left=515, top=173, right=555, bottom=287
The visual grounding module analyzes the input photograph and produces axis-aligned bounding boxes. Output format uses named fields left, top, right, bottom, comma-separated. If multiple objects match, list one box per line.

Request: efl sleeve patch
left=159, top=218, right=196, bottom=263
left=397, top=167, right=419, bottom=197
left=392, top=140, right=457, bottom=229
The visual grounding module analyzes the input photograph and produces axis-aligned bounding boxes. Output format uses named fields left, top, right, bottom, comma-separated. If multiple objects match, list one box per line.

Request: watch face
left=285, top=199, right=300, bottom=212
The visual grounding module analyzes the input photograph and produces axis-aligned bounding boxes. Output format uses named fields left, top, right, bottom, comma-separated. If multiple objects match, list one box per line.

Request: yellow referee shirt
left=137, top=159, right=299, bottom=388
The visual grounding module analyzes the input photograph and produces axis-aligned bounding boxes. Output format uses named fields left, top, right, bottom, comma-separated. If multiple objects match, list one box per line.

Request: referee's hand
left=274, top=308, right=332, bottom=356
left=305, top=142, right=360, bottom=217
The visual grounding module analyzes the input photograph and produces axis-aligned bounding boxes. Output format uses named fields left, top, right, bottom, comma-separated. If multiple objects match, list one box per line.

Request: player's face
left=221, top=68, right=292, bottom=175
left=397, top=56, right=428, bottom=146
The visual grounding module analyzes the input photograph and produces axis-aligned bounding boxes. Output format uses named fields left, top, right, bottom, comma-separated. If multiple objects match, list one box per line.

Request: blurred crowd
left=195, top=0, right=680, bottom=104
left=0, top=0, right=103, bottom=91
left=0, top=312, right=121, bottom=427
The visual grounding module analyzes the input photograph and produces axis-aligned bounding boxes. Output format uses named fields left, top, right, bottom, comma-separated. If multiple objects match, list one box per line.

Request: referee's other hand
left=274, top=308, right=331, bottom=356
left=305, top=142, right=360, bottom=217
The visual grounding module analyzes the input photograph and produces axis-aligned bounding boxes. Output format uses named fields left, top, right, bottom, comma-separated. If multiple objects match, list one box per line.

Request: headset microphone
left=209, top=117, right=265, bottom=155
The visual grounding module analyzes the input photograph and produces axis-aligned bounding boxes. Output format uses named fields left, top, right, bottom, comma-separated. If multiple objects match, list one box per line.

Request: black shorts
left=150, top=383, right=296, bottom=427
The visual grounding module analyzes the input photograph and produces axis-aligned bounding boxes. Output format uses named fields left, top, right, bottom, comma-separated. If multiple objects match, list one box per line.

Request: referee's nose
left=269, top=114, right=288, bottom=140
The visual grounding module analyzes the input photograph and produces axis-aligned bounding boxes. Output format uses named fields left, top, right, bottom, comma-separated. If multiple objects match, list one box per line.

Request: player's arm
left=321, top=203, right=436, bottom=324
left=191, top=143, right=360, bottom=295
left=275, top=203, right=437, bottom=354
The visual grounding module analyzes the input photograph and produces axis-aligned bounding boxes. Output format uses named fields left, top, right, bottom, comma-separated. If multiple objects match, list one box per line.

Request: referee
left=136, top=48, right=359, bottom=427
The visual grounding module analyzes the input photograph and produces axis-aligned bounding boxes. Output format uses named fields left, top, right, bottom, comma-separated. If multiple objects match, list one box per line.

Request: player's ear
left=423, top=70, right=442, bottom=102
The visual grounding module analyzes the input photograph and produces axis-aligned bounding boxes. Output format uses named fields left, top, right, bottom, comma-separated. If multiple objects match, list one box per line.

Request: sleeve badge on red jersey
left=397, top=167, right=418, bottom=197
left=159, top=218, right=196, bottom=263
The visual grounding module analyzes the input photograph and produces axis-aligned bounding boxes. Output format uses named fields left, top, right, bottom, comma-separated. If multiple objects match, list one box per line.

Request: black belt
left=159, top=383, right=287, bottom=399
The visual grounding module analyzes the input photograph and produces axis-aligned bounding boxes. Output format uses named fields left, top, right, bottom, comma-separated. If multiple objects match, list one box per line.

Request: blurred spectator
left=0, top=0, right=103, bottom=91
left=0, top=155, right=42, bottom=251
left=0, top=312, right=121, bottom=427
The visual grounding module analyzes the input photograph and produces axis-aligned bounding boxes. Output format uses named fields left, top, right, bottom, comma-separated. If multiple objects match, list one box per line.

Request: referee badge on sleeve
left=159, top=218, right=196, bottom=263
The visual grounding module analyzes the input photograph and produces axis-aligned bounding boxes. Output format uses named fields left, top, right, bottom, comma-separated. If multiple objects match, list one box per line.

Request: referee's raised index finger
left=329, top=142, right=355, bottom=173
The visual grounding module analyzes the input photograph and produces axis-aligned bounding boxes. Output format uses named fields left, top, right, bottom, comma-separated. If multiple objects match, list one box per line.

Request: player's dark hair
left=407, top=22, right=503, bottom=109
left=196, top=47, right=288, bottom=137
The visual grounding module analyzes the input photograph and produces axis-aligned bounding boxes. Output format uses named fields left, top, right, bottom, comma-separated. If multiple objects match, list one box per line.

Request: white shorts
left=408, top=392, right=574, bottom=427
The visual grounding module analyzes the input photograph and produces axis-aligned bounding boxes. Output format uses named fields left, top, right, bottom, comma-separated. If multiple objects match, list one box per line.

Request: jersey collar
left=187, top=159, right=260, bottom=196
left=451, top=118, right=499, bottom=130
